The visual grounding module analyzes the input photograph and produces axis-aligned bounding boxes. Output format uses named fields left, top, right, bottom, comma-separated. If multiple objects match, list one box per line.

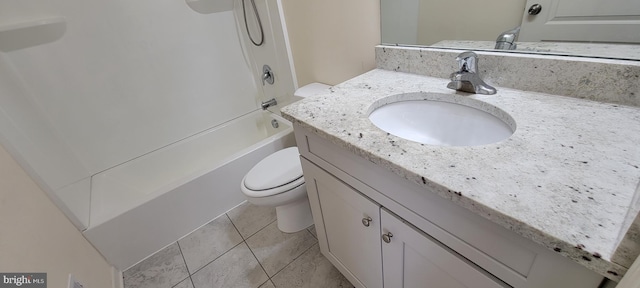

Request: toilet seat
left=241, top=147, right=305, bottom=198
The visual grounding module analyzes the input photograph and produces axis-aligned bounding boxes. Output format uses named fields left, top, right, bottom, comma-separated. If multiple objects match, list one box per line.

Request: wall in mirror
left=381, top=0, right=640, bottom=60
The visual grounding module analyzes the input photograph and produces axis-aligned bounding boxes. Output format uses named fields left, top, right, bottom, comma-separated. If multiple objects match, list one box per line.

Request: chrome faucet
left=261, top=98, right=277, bottom=110
left=447, top=51, right=496, bottom=95
left=495, top=26, right=520, bottom=50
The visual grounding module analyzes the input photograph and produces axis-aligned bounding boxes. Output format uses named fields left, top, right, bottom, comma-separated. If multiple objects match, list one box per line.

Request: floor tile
left=172, top=277, right=194, bottom=288
left=191, top=242, right=268, bottom=288
left=123, top=243, right=189, bottom=288
left=246, top=221, right=317, bottom=276
left=271, top=244, right=354, bottom=288
left=178, top=214, right=243, bottom=272
left=257, top=280, right=275, bottom=288
left=227, top=201, right=276, bottom=239
left=307, top=225, right=317, bottom=238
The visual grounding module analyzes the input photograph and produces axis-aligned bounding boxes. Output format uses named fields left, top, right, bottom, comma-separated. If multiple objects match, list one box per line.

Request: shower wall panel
left=0, top=0, right=258, bottom=228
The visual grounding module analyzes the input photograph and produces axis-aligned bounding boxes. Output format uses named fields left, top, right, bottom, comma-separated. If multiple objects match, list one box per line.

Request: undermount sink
left=369, top=96, right=514, bottom=146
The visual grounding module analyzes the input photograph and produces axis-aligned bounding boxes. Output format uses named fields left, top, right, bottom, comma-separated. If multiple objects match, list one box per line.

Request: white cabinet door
left=519, top=0, right=640, bottom=43
left=381, top=208, right=509, bottom=288
left=308, top=161, right=383, bottom=288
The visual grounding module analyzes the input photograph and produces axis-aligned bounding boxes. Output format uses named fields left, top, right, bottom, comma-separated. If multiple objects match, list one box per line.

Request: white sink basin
left=369, top=99, right=514, bottom=146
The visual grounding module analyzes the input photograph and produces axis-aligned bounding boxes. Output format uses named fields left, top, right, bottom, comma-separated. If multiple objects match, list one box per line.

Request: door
left=381, top=208, right=509, bottom=288
left=305, top=160, right=383, bottom=288
left=518, top=0, right=640, bottom=43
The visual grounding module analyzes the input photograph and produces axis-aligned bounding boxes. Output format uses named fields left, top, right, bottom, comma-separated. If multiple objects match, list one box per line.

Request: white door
left=309, top=163, right=383, bottom=288
left=518, top=0, right=640, bottom=43
left=381, top=208, right=508, bottom=288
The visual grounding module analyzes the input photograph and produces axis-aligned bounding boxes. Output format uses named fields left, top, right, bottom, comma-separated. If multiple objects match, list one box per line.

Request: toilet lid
left=244, top=147, right=303, bottom=191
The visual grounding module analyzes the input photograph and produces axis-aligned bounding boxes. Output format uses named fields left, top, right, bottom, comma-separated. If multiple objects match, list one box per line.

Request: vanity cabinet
left=303, top=156, right=507, bottom=288
left=294, top=123, right=605, bottom=288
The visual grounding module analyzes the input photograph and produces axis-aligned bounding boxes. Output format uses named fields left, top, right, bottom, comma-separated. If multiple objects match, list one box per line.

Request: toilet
left=240, top=83, right=330, bottom=233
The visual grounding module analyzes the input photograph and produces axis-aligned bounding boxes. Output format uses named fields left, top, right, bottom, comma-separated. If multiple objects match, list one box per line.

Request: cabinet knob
left=382, top=232, right=393, bottom=243
left=528, top=4, right=542, bottom=15
left=362, top=217, right=372, bottom=227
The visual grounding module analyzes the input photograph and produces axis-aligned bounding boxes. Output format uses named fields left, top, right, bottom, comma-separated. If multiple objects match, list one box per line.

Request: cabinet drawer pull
left=382, top=232, right=393, bottom=243
left=362, top=217, right=373, bottom=227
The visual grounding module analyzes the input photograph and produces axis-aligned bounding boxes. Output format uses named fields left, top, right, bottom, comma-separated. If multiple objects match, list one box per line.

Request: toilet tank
left=294, top=83, right=331, bottom=99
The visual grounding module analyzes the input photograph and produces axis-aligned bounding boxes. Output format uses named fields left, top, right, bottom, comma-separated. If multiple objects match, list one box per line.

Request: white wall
left=381, top=0, right=526, bottom=46
left=0, top=0, right=260, bottom=228
left=281, top=0, right=380, bottom=86
left=0, top=143, right=115, bottom=288
left=0, top=53, right=91, bottom=228
left=381, top=0, right=420, bottom=45
left=417, top=0, right=526, bottom=45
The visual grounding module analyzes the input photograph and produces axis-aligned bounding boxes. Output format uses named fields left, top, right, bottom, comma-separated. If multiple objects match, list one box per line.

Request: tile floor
left=123, top=202, right=355, bottom=288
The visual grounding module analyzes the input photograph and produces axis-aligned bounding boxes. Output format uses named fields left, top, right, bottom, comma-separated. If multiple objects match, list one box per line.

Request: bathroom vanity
left=281, top=47, right=640, bottom=288
left=295, top=125, right=604, bottom=288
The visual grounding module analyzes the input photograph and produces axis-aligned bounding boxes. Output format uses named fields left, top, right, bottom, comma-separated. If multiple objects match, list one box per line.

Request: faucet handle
left=455, top=51, right=478, bottom=73
left=262, top=64, right=274, bottom=85
left=448, top=51, right=497, bottom=95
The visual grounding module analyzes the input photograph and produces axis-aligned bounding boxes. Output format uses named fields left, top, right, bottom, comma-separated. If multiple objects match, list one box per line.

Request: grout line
left=258, top=279, right=273, bottom=288
left=246, top=242, right=271, bottom=281
left=188, top=241, right=245, bottom=277
left=169, top=276, right=191, bottom=288
left=269, top=242, right=318, bottom=281
left=176, top=242, right=191, bottom=275
left=306, top=226, right=317, bottom=239
left=227, top=208, right=277, bottom=241
left=175, top=242, right=197, bottom=288
left=245, top=218, right=278, bottom=241
left=226, top=214, right=272, bottom=279
left=224, top=207, right=279, bottom=280
left=226, top=213, right=246, bottom=239
left=176, top=214, right=248, bottom=286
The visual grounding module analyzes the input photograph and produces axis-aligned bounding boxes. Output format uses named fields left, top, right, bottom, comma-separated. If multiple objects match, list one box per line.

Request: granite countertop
left=431, top=40, right=640, bottom=61
left=281, top=69, right=640, bottom=281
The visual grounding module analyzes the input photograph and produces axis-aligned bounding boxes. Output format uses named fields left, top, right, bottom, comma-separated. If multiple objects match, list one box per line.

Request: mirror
left=381, top=0, right=640, bottom=61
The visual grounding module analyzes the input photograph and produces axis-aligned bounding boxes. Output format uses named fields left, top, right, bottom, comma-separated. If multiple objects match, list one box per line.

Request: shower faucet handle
left=262, top=64, right=274, bottom=85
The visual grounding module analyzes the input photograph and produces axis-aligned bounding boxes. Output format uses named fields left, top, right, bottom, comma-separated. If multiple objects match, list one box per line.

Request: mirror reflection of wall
left=381, top=0, right=640, bottom=60
left=382, top=0, right=525, bottom=46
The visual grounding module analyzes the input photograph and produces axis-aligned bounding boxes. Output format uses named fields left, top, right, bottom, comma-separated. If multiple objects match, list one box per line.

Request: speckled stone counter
left=281, top=69, right=640, bottom=281
left=431, top=40, right=640, bottom=61
left=376, top=46, right=640, bottom=108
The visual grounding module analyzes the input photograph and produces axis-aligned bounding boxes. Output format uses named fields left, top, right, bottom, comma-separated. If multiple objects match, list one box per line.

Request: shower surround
left=0, top=0, right=296, bottom=269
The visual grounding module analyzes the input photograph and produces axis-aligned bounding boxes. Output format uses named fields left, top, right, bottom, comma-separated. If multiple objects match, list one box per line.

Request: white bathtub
left=83, top=110, right=295, bottom=270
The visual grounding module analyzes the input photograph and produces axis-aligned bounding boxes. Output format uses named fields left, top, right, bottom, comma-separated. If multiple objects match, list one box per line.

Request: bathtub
left=83, top=110, right=295, bottom=270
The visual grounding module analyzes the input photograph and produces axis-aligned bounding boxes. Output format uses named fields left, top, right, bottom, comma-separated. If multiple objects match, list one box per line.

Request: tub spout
left=261, top=98, right=277, bottom=110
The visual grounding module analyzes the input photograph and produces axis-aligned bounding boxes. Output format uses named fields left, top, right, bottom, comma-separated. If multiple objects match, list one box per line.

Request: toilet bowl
left=240, top=82, right=331, bottom=233
left=241, top=147, right=312, bottom=232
